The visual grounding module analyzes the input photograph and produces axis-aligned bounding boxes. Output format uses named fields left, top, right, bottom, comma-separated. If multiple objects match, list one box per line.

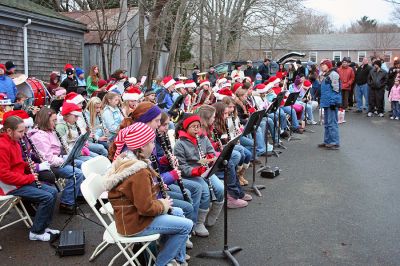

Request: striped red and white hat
left=113, top=122, right=155, bottom=160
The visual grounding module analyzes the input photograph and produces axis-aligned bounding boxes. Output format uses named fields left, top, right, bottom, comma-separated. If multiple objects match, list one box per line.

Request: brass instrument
left=195, top=134, right=217, bottom=202
left=157, top=130, right=191, bottom=203
left=149, top=154, right=172, bottom=214
left=187, top=93, right=197, bottom=113
left=197, top=72, right=207, bottom=82
left=20, top=138, right=41, bottom=189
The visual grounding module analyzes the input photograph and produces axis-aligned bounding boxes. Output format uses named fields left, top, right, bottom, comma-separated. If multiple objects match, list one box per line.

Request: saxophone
left=20, top=138, right=41, bottom=189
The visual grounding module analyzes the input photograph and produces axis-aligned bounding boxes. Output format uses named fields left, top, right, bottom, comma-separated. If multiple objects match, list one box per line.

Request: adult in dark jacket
left=244, top=60, right=258, bottom=81
left=59, top=68, right=77, bottom=93
left=367, top=60, right=388, bottom=117
left=258, top=58, right=271, bottom=82
left=205, top=66, right=218, bottom=87
left=354, top=57, right=372, bottom=112
left=294, top=59, right=306, bottom=78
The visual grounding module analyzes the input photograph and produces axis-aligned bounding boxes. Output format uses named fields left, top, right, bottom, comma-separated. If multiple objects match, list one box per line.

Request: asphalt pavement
left=1, top=110, right=400, bottom=266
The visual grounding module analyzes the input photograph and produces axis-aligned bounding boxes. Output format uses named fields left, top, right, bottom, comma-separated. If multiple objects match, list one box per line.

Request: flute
left=157, top=130, right=191, bottom=203
left=20, top=138, right=41, bottom=189
left=149, top=154, right=172, bottom=214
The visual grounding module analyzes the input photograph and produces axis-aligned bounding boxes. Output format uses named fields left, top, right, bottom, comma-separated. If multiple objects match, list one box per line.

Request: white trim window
left=358, top=51, right=367, bottom=62
left=265, top=51, right=272, bottom=59
left=333, top=51, right=341, bottom=62
left=383, top=51, right=392, bottom=62
left=309, top=52, right=317, bottom=63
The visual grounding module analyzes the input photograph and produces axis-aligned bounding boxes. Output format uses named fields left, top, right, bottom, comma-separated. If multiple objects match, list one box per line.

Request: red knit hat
left=64, top=92, right=85, bottom=105
left=254, top=83, right=269, bottom=94
left=320, top=59, right=333, bottom=69
left=232, top=82, right=243, bottom=93
left=303, top=80, right=312, bottom=89
left=122, top=86, right=143, bottom=101
left=2, top=110, right=33, bottom=127
left=185, top=79, right=197, bottom=88
left=163, top=76, right=176, bottom=89
left=0, top=64, right=6, bottom=71
left=199, top=80, right=210, bottom=88
left=113, top=122, right=155, bottom=160
left=183, top=115, right=201, bottom=130
left=64, top=63, right=74, bottom=71
left=61, top=102, right=82, bottom=116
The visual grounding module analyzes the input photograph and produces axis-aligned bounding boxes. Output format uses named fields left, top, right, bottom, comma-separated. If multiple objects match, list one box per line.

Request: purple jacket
left=28, top=129, right=64, bottom=167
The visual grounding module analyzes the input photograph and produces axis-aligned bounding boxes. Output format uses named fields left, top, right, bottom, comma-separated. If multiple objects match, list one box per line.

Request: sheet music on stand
left=61, top=132, right=89, bottom=168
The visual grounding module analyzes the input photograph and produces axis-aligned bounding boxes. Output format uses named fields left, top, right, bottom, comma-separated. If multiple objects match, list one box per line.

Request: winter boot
left=238, top=163, right=249, bottom=186
left=227, top=195, right=248, bottom=209
left=193, top=209, right=209, bottom=237
left=206, top=201, right=224, bottom=227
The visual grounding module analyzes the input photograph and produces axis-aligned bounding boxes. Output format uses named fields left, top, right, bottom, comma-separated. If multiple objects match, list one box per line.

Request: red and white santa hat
left=199, top=79, right=210, bottom=88
left=64, top=92, right=85, bottom=105
left=128, top=77, right=137, bottom=85
left=267, top=76, right=281, bottom=86
left=61, top=102, right=82, bottom=116
left=113, top=122, right=156, bottom=161
left=2, top=110, right=33, bottom=127
left=303, top=80, right=312, bottom=89
left=175, top=81, right=184, bottom=90
left=184, top=79, right=197, bottom=88
left=232, top=82, right=243, bottom=93
left=105, top=84, right=121, bottom=95
left=233, top=74, right=242, bottom=82
left=163, top=76, right=176, bottom=89
left=214, top=87, right=233, bottom=101
left=216, top=78, right=227, bottom=87
left=220, top=80, right=232, bottom=89
left=254, top=83, right=269, bottom=94
left=122, top=86, right=143, bottom=101
left=243, top=76, right=252, bottom=84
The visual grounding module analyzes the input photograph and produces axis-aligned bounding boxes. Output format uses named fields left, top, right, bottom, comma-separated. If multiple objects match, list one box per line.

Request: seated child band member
left=101, top=91, right=124, bottom=141
left=174, top=115, right=224, bottom=236
left=0, top=116, right=59, bottom=241
left=30, top=107, right=85, bottom=215
left=104, top=122, right=192, bottom=266
left=84, top=97, right=110, bottom=150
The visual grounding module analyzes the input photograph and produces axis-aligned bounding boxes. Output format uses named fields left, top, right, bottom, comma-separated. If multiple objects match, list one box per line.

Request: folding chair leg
left=145, top=246, right=157, bottom=266
left=89, top=240, right=110, bottom=262
left=16, top=200, right=33, bottom=227
left=109, top=243, right=136, bottom=266
left=122, top=242, right=153, bottom=266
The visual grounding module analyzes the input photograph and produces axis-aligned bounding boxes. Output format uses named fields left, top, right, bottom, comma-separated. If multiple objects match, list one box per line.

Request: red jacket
left=0, top=133, right=35, bottom=195
left=337, top=66, right=355, bottom=90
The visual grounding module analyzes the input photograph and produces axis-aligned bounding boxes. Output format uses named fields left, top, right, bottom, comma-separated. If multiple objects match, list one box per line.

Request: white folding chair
left=81, top=155, right=111, bottom=178
left=0, top=195, right=33, bottom=249
left=81, top=173, right=159, bottom=266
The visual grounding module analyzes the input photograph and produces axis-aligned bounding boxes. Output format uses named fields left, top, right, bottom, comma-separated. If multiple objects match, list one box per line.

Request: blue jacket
left=101, top=105, right=124, bottom=141
left=320, top=70, right=341, bottom=108
left=0, top=75, right=17, bottom=102
left=157, top=88, right=174, bottom=111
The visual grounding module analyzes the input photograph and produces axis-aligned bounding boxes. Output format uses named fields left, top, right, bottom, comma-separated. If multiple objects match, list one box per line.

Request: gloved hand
left=38, top=161, right=51, bottom=171
left=191, top=166, right=207, bottom=177
left=330, top=105, right=337, bottom=110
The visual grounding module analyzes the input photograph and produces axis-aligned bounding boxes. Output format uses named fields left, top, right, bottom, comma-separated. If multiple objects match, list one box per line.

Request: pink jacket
left=28, top=129, right=65, bottom=167
left=389, top=85, right=400, bottom=102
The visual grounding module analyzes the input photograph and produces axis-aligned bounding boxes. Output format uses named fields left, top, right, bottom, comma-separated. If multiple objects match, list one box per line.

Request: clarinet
left=157, top=130, right=191, bottom=203
left=195, top=134, right=217, bottom=202
left=149, top=154, right=172, bottom=214
left=212, top=127, right=224, bottom=151
left=97, top=114, right=109, bottom=138
left=20, top=138, right=41, bottom=189
left=226, top=118, right=232, bottom=142
left=55, top=130, right=70, bottom=154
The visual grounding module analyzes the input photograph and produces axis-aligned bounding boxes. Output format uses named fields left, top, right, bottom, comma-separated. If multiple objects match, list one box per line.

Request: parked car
left=214, top=52, right=306, bottom=76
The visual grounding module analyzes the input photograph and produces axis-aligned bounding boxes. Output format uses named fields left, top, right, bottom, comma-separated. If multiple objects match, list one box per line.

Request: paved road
left=1, top=111, right=400, bottom=266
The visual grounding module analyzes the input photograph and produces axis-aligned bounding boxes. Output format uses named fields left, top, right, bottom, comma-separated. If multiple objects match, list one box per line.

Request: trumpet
left=20, top=138, right=41, bottom=189
left=149, top=154, right=172, bottom=214
left=195, top=134, right=217, bottom=202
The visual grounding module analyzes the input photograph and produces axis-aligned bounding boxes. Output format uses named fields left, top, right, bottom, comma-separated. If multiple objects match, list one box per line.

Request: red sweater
left=0, top=133, right=35, bottom=195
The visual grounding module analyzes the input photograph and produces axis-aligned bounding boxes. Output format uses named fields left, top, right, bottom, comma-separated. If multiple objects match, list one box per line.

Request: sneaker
left=186, top=238, right=193, bottom=249
left=280, top=131, right=290, bottom=138
left=45, top=228, right=60, bottom=235
left=167, top=259, right=180, bottom=266
left=378, top=113, right=384, bottom=117
left=325, top=144, right=340, bottom=150
left=390, top=116, right=395, bottom=120
left=185, top=254, right=191, bottom=261
left=317, top=143, right=327, bottom=148
left=307, top=120, right=318, bottom=125
left=293, top=128, right=304, bottom=134
left=367, top=112, right=372, bottom=117
left=241, top=193, right=253, bottom=201
left=374, top=111, right=378, bottom=115
left=227, top=195, right=248, bottom=209
left=59, top=203, right=75, bottom=215
left=29, top=232, right=51, bottom=242
left=396, top=117, right=399, bottom=120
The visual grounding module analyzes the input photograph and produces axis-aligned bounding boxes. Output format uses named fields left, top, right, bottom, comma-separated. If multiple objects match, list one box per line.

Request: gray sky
left=303, top=0, right=394, bottom=28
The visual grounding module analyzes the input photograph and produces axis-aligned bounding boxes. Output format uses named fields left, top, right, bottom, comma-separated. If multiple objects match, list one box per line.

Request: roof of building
left=62, top=8, right=138, bottom=43
left=0, top=0, right=84, bottom=25
left=242, top=33, right=400, bottom=51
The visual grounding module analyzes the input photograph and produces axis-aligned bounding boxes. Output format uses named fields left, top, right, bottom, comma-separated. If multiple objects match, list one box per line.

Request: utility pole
left=120, top=0, right=128, bottom=72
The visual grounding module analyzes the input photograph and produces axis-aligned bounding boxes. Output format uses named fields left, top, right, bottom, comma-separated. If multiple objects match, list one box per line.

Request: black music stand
left=258, top=100, right=281, bottom=178
left=274, top=91, right=287, bottom=150
left=284, top=92, right=301, bottom=142
left=242, top=109, right=266, bottom=197
left=267, top=92, right=285, bottom=157
left=302, top=88, right=315, bottom=133
left=197, top=134, right=242, bottom=266
left=60, top=132, right=100, bottom=229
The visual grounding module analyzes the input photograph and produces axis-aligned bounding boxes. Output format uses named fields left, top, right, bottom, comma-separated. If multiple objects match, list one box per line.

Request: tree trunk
left=120, top=0, right=128, bottom=71
left=138, top=0, right=145, bottom=58
left=100, top=42, right=108, bottom=79
left=199, top=0, right=204, bottom=71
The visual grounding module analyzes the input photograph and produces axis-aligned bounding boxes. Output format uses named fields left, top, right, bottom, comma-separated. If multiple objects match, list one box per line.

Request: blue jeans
left=88, top=142, right=108, bottom=157
left=282, top=106, right=299, bottom=129
left=184, top=174, right=224, bottom=210
left=356, top=83, right=369, bottom=110
left=97, top=141, right=109, bottom=150
left=168, top=185, right=194, bottom=223
left=10, top=183, right=57, bottom=234
left=240, top=136, right=255, bottom=159
left=53, top=165, right=85, bottom=206
left=391, top=101, right=400, bottom=118
left=234, top=145, right=251, bottom=165
left=216, top=149, right=244, bottom=199
left=323, top=107, right=340, bottom=145
left=135, top=207, right=193, bottom=266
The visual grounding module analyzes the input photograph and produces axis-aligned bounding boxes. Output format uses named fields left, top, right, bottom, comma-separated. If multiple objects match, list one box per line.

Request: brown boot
left=238, top=164, right=249, bottom=186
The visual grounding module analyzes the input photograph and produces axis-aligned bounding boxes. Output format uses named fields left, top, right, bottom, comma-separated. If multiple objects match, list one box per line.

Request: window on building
left=265, top=51, right=272, bottom=59
left=358, top=51, right=367, bottom=62
left=309, top=52, right=317, bottom=63
left=383, top=51, right=392, bottom=62
left=333, top=51, right=341, bottom=62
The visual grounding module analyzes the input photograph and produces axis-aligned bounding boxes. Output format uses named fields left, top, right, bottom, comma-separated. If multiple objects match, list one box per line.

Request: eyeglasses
left=189, top=124, right=200, bottom=129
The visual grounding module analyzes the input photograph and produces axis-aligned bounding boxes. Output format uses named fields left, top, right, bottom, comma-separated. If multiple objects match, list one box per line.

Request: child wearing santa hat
left=104, top=122, right=192, bottom=266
